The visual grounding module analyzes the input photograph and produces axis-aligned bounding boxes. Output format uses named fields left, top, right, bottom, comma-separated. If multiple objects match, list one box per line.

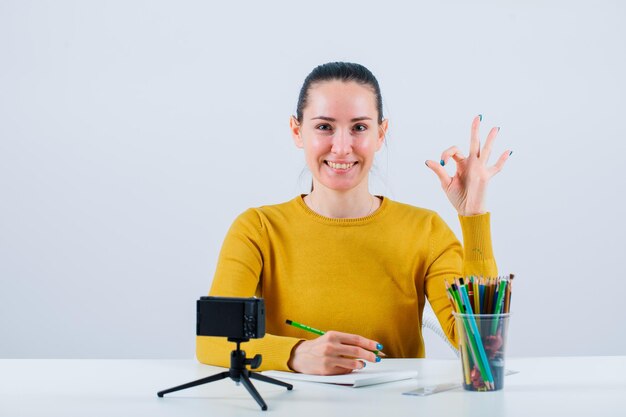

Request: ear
left=376, top=118, right=389, bottom=151
left=290, top=116, right=304, bottom=148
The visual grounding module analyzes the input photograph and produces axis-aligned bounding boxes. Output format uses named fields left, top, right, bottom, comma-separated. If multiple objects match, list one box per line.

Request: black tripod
left=157, top=338, right=293, bottom=411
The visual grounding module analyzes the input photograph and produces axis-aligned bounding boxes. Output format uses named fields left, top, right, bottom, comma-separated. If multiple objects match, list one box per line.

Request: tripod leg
left=157, top=371, right=229, bottom=397
left=239, top=373, right=268, bottom=411
left=249, top=372, right=293, bottom=390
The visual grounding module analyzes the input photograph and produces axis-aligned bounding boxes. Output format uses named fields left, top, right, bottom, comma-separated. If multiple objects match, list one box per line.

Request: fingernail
left=375, top=356, right=381, bottom=363
left=440, top=159, right=445, bottom=166
left=478, top=114, right=483, bottom=122
left=424, top=160, right=429, bottom=167
left=376, top=343, right=383, bottom=350
left=497, top=127, right=501, bottom=132
left=509, top=150, right=513, bottom=156
left=361, top=361, right=366, bottom=368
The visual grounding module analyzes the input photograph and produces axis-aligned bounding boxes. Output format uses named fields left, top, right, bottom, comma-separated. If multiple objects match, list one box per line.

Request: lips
left=325, top=160, right=357, bottom=170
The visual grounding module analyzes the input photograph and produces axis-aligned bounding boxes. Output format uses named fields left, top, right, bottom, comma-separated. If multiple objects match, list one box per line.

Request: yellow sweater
left=197, top=195, right=497, bottom=371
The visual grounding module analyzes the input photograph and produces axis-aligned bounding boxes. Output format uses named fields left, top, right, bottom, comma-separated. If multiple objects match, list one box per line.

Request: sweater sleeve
left=196, top=209, right=303, bottom=371
left=424, top=212, right=498, bottom=349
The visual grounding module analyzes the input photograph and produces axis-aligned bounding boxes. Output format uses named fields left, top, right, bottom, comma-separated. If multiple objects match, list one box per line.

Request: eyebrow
left=310, top=116, right=373, bottom=122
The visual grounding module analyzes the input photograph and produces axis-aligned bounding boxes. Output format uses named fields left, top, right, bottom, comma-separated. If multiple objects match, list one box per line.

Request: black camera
left=159, top=296, right=290, bottom=410
left=197, top=296, right=266, bottom=340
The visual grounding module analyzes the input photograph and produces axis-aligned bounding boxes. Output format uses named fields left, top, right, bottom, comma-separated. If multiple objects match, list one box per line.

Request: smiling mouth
left=325, top=161, right=357, bottom=170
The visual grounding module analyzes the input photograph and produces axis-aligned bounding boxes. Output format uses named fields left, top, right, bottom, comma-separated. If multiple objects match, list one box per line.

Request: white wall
left=1, top=0, right=624, bottom=359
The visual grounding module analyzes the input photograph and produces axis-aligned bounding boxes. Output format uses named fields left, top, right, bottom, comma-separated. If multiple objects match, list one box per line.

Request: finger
left=316, top=356, right=363, bottom=375
left=488, top=150, right=512, bottom=177
left=480, top=127, right=500, bottom=163
left=330, top=367, right=355, bottom=375
left=425, top=160, right=452, bottom=190
left=330, top=357, right=366, bottom=372
left=314, top=362, right=354, bottom=376
left=339, top=344, right=378, bottom=362
left=328, top=331, right=382, bottom=354
left=439, top=146, right=466, bottom=166
left=470, top=115, right=481, bottom=157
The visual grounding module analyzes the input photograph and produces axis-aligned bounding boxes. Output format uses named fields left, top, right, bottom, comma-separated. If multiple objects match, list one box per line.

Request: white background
left=1, top=0, right=624, bottom=359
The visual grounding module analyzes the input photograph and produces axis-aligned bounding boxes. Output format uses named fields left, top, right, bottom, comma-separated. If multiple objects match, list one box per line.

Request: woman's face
left=291, top=80, right=388, bottom=193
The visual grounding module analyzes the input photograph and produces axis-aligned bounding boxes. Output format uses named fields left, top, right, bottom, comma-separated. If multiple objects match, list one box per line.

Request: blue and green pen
left=285, top=319, right=386, bottom=359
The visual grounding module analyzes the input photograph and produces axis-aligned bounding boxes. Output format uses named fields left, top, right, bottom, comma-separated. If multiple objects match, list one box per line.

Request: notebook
left=261, top=368, right=418, bottom=388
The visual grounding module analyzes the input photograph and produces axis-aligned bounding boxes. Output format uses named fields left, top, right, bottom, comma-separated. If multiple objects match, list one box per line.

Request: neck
left=305, top=183, right=379, bottom=219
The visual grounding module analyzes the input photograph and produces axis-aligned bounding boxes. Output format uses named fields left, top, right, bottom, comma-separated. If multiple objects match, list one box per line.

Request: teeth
left=328, top=161, right=355, bottom=170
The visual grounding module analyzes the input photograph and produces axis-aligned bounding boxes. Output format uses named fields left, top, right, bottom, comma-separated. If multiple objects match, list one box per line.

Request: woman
left=197, top=62, right=511, bottom=375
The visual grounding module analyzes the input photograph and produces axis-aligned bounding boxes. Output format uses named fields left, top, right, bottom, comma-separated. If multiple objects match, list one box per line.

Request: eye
left=316, top=123, right=333, bottom=131
left=353, top=124, right=368, bottom=132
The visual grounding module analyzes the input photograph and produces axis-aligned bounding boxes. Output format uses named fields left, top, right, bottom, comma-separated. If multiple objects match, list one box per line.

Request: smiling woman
left=197, top=62, right=512, bottom=376
left=291, top=79, right=386, bottom=217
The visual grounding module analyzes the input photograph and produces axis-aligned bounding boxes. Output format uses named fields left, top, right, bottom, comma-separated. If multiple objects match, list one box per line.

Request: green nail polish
left=440, top=160, right=445, bottom=166
left=478, top=114, right=483, bottom=122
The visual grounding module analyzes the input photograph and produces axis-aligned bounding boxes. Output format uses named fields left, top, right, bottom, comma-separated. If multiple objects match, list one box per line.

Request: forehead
left=305, top=80, right=377, bottom=119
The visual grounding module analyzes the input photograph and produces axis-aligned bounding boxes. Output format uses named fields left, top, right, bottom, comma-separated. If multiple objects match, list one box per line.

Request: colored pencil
left=472, top=276, right=481, bottom=318
left=479, top=277, right=486, bottom=314
left=491, top=279, right=508, bottom=334
left=285, top=319, right=387, bottom=357
left=504, top=274, right=513, bottom=313
left=458, top=280, right=495, bottom=389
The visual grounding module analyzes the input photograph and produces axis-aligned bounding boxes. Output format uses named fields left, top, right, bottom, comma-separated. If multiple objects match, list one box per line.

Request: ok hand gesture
left=425, top=115, right=512, bottom=216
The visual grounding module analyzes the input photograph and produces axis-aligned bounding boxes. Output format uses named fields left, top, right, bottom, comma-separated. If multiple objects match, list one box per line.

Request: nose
left=330, top=128, right=353, bottom=156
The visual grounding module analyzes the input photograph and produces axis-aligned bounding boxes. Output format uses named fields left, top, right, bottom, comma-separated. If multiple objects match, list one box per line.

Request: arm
left=424, top=115, right=510, bottom=346
left=424, top=212, right=498, bottom=348
left=196, top=208, right=302, bottom=371
left=197, top=208, right=382, bottom=374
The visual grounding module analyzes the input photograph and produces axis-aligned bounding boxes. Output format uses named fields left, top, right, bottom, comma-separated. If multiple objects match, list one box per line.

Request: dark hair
left=296, top=62, right=384, bottom=124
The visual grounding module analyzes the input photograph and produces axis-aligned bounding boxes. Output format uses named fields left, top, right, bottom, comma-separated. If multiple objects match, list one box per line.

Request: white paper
left=261, top=369, right=418, bottom=388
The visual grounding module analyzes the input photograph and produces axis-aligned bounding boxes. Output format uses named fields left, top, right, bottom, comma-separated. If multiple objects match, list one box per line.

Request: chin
left=317, top=177, right=364, bottom=192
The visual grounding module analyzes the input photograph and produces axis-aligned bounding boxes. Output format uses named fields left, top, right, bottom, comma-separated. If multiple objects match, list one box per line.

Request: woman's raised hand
left=425, top=115, right=511, bottom=216
left=287, top=330, right=382, bottom=375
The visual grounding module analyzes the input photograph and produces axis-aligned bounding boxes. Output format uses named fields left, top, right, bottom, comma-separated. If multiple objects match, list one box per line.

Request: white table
left=1, top=357, right=624, bottom=416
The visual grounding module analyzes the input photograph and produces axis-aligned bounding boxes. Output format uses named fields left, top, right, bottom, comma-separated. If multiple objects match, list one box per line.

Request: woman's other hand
left=287, top=330, right=382, bottom=375
left=425, top=115, right=511, bottom=216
